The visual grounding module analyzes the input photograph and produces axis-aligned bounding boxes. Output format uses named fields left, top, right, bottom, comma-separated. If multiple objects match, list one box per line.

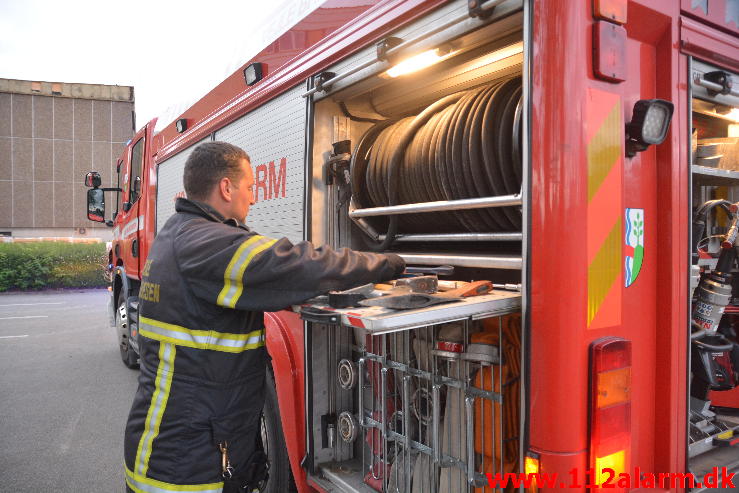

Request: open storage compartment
left=301, top=301, right=522, bottom=493
left=688, top=58, right=739, bottom=489
left=302, top=1, right=528, bottom=491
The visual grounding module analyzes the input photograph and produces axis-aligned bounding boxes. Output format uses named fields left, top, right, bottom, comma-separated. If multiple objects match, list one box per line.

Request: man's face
left=231, top=158, right=256, bottom=222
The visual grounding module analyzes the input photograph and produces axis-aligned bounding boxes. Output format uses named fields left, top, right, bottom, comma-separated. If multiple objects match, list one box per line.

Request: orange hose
left=474, top=313, right=522, bottom=492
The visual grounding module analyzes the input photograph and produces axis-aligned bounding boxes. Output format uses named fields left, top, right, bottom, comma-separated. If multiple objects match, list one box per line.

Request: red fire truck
left=84, top=0, right=739, bottom=491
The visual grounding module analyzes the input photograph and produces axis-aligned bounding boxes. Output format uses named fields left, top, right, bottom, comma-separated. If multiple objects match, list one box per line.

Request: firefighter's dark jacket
left=124, top=198, right=404, bottom=492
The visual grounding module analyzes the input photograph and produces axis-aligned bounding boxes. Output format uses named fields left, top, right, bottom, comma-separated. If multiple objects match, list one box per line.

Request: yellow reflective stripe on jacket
left=125, top=465, right=223, bottom=492
left=134, top=342, right=175, bottom=477
left=217, top=235, right=277, bottom=308
left=139, top=316, right=265, bottom=353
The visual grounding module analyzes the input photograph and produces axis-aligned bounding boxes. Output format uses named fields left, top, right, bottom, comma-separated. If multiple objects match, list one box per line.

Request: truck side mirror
left=87, top=188, right=106, bottom=223
left=85, top=171, right=102, bottom=188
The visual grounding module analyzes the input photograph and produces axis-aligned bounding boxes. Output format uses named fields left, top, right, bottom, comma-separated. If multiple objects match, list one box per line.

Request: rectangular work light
left=626, top=99, right=674, bottom=157
left=244, top=62, right=264, bottom=86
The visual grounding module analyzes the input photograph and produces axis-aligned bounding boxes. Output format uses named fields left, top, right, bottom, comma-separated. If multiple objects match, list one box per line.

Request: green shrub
left=0, top=242, right=108, bottom=292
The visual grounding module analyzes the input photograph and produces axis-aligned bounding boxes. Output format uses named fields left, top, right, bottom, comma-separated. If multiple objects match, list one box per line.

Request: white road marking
left=0, top=302, right=64, bottom=307
left=0, top=315, right=49, bottom=320
left=0, top=335, right=29, bottom=339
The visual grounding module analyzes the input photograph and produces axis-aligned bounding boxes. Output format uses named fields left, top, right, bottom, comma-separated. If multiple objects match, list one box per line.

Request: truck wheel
left=261, top=368, right=296, bottom=493
left=117, top=300, right=139, bottom=369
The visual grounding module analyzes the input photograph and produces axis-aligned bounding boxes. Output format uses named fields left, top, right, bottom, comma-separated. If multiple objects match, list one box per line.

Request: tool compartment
left=303, top=1, right=527, bottom=491
left=302, top=302, right=522, bottom=493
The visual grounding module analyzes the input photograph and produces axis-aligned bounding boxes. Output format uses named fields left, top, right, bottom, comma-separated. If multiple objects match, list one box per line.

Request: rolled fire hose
left=351, top=78, right=523, bottom=249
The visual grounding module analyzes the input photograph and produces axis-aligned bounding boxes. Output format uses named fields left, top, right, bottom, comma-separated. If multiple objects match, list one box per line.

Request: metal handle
left=381, top=367, right=389, bottom=493
left=299, top=306, right=340, bottom=324
left=693, top=75, right=739, bottom=98
left=398, top=253, right=523, bottom=270
left=432, top=384, right=442, bottom=465
left=380, top=232, right=523, bottom=242
left=350, top=194, right=522, bottom=218
left=358, top=358, right=366, bottom=427
left=403, top=376, right=412, bottom=493
left=465, top=397, right=476, bottom=486
left=405, top=265, right=455, bottom=276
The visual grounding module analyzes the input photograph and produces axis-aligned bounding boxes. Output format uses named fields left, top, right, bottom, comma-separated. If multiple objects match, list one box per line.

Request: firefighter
left=124, top=141, right=404, bottom=493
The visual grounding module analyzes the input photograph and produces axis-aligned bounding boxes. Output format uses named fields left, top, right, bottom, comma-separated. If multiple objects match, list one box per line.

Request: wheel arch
left=264, top=310, right=310, bottom=493
left=113, top=266, right=140, bottom=310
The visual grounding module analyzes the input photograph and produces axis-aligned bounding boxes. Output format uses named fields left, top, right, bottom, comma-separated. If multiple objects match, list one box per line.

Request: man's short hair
left=183, top=141, right=251, bottom=201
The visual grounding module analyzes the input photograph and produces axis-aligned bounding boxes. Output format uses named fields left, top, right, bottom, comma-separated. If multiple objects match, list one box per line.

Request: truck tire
left=117, top=300, right=139, bottom=369
left=261, top=368, right=296, bottom=493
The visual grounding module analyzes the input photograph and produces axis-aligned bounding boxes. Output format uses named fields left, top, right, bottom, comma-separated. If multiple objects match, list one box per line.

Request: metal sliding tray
left=296, top=290, right=521, bottom=334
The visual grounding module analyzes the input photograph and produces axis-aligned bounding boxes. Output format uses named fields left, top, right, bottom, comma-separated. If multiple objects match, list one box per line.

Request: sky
left=0, top=0, right=326, bottom=131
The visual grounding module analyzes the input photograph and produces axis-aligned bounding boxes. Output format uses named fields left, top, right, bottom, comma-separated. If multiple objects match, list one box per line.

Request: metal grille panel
left=311, top=314, right=521, bottom=493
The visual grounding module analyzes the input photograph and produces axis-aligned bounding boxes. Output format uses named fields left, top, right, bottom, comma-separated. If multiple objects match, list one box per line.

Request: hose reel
left=350, top=77, right=523, bottom=250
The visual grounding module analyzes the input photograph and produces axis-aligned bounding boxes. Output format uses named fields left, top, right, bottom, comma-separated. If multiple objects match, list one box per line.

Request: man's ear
left=218, top=176, right=233, bottom=202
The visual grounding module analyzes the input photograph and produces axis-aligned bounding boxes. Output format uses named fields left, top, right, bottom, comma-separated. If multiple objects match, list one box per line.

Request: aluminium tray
left=296, top=290, right=521, bottom=334
left=692, top=165, right=739, bottom=186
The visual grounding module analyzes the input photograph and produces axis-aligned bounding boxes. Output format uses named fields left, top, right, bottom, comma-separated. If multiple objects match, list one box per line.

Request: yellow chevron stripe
left=587, top=102, right=622, bottom=202
left=587, top=218, right=622, bottom=327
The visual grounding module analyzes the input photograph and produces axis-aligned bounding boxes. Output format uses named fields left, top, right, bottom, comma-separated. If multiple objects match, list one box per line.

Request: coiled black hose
left=352, top=78, right=523, bottom=250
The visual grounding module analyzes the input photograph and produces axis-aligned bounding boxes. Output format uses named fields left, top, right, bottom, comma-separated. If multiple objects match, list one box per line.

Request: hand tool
left=438, top=280, right=493, bottom=298
left=359, top=287, right=460, bottom=310
left=437, top=280, right=468, bottom=291
left=492, top=283, right=521, bottom=292
left=394, top=275, right=438, bottom=294
left=328, top=283, right=380, bottom=308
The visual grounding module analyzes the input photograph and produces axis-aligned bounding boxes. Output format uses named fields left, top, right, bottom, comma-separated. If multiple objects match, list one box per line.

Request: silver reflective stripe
left=125, top=466, right=223, bottom=493
left=217, top=235, right=276, bottom=308
left=139, top=316, right=265, bottom=353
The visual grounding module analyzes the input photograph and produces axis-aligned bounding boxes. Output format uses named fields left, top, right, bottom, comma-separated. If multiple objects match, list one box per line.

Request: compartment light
left=726, top=107, right=739, bottom=123
left=386, top=48, right=453, bottom=78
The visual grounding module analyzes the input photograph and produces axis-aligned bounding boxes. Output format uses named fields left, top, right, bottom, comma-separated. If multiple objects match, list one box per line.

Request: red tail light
left=589, top=337, right=631, bottom=492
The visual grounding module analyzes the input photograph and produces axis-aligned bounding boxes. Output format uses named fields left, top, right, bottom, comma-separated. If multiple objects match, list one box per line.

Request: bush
left=0, top=242, right=108, bottom=291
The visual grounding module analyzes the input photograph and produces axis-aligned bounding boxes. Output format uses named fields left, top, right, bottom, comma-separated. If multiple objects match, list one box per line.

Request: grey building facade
left=0, top=78, right=135, bottom=239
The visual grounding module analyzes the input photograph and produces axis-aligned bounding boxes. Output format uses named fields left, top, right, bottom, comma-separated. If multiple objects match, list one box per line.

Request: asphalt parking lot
left=0, top=289, right=139, bottom=492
